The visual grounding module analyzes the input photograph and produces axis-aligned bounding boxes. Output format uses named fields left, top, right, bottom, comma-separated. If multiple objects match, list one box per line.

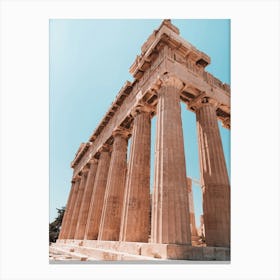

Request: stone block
left=214, top=247, right=230, bottom=261
left=51, top=240, right=230, bottom=261
left=190, top=246, right=203, bottom=260
left=119, top=242, right=142, bottom=255
left=202, top=246, right=216, bottom=260
left=83, top=240, right=98, bottom=248
left=140, top=243, right=167, bottom=259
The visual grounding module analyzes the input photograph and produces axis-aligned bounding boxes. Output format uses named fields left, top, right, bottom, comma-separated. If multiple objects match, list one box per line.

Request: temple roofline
left=71, top=19, right=230, bottom=169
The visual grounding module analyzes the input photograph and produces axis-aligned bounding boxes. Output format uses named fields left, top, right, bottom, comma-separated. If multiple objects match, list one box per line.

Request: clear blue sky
left=49, top=19, right=230, bottom=228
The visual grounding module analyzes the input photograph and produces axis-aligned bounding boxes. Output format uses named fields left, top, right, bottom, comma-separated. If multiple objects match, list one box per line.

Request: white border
left=0, top=1, right=279, bottom=279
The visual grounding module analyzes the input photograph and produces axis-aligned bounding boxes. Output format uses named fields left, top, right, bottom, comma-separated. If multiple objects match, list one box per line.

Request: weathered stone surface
left=57, top=19, right=230, bottom=260
left=197, top=214, right=205, bottom=237
left=151, top=76, right=191, bottom=245
left=196, top=100, right=230, bottom=247
left=98, top=131, right=129, bottom=241
left=120, top=107, right=152, bottom=242
left=51, top=240, right=230, bottom=261
left=187, top=177, right=198, bottom=237
left=74, top=159, right=98, bottom=239
left=71, top=20, right=230, bottom=179
left=67, top=170, right=88, bottom=239
left=60, top=178, right=81, bottom=239
left=58, top=178, right=79, bottom=239
left=84, top=148, right=111, bottom=240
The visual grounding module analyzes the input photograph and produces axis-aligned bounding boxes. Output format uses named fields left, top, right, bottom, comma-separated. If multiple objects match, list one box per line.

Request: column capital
left=159, top=74, right=184, bottom=90
left=188, top=92, right=219, bottom=111
left=112, top=127, right=130, bottom=139
left=99, top=143, right=112, bottom=153
left=81, top=166, right=90, bottom=175
left=89, top=158, right=98, bottom=165
left=72, top=175, right=81, bottom=183
left=131, top=102, right=155, bottom=118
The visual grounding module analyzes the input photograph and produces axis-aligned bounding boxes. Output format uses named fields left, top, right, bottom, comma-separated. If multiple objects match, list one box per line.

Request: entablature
left=71, top=19, right=231, bottom=174
left=89, top=81, right=133, bottom=143
left=129, top=19, right=211, bottom=82
left=71, top=142, right=91, bottom=168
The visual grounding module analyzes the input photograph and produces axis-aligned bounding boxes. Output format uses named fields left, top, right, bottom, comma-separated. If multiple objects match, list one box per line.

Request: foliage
left=49, top=207, right=65, bottom=244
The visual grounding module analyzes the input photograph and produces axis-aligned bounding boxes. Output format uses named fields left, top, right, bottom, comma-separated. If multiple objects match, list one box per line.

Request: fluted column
left=84, top=146, right=111, bottom=240
left=74, top=159, right=98, bottom=239
left=119, top=106, right=152, bottom=242
left=98, top=130, right=129, bottom=241
left=151, top=76, right=191, bottom=245
left=67, top=168, right=88, bottom=239
left=58, top=178, right=79, bottom=239
left=187, top=177, right=198, bottom=237
left=195, top=97, right=230, bottom=247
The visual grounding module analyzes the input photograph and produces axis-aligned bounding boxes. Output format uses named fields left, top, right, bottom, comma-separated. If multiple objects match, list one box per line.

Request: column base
left=54, top=240, right=230, bottom=261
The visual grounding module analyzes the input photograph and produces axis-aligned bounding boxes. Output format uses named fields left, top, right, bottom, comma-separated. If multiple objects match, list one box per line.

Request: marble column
left=187, top=177, right=198, bottom=237
left=98, top=130, right=129, bottom=241
left=74, top=159, right=98, bottom=239
left=151, top=76, right=191, bottom=245
left=84, top=146, right=111, bottom=240
left=67, top=168, right=88, bottom=239
left=196, top=98, right=230, bottom=247
left=58, top=178, right=78, bottom=239
left=119, top=106, right=151, bottom=242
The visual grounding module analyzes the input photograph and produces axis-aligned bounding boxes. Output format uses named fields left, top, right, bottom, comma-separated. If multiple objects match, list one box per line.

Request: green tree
left=49, top=207, right=65, bottom=244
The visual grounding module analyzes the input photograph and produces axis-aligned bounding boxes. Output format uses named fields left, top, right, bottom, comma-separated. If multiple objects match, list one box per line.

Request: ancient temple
left=51, top=19, right=230, bottom=261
